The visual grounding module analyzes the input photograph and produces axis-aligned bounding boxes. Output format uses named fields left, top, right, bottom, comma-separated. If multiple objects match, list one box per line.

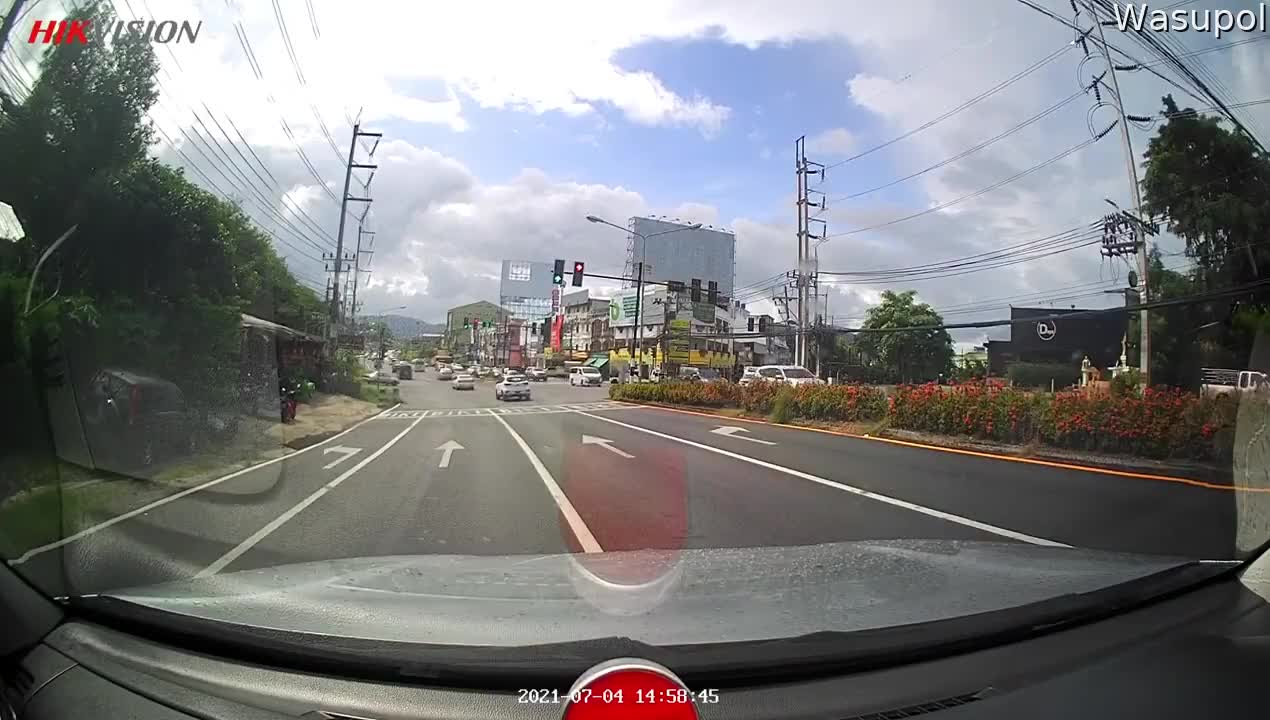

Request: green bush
left=1007, top=362, right=1079, bottom=389
left=1110, top=368, right=1141, bottom=398
left=769, top=387, right=795, bottom=423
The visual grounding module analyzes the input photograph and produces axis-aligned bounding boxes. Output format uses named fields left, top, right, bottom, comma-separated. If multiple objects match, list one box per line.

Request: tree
left=856, top=290, right=954, bottom=383
left=1139, top=94, right=1270, bottom=381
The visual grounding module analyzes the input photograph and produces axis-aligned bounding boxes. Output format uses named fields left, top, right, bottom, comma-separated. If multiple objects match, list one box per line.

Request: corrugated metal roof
left=0, top=202, right=25, bottom=241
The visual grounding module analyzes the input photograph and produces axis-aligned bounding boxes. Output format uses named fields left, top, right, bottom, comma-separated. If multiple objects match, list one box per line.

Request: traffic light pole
left=631, top=260, right=644, bottom=377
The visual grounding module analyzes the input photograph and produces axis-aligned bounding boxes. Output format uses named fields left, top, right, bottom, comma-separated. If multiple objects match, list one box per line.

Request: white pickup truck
left=1200, top=368, right=1269, bottom=399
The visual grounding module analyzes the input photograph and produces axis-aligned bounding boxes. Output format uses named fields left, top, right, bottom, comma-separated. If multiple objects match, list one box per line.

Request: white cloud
left=28, top=0, right=1261, bottom=337
left=807, top=127, right=857, bottom=157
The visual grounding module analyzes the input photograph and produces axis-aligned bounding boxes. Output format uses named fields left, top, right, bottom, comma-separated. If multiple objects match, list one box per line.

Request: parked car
left=755, top=365, right=822, bottom=386
left=739, top=365, right=761, bottom=386
left=366, top=369, right=399, bottom=386
left=452, top=373, right=476, bottom=390
left=437, top=367, right=454, bottom=380
left=495, top=374, right=531, bottom=401
left=525, top=367, right=547, bottom=382
left=679, top=366, right=724, bottom=383
left=569, top=365, right=603, bottom=387
left=82, top=369, right=203, bottom=469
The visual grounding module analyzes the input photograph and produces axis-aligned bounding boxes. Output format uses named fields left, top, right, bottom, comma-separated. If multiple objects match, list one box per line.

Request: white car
left=365, top=369, right=399, bottom=386
left=495, top=374, right=531, bottom=401
left=755, top=365, right=823, bottom=386
left=437, top=367, right=454, bottom=380
left=739, top=366, right=761, bottom=386
left=569, top=366, right=603, bottom=386
left=525, top=367, right=547, bottom=382
left=451, top=373, right=475, bottom=390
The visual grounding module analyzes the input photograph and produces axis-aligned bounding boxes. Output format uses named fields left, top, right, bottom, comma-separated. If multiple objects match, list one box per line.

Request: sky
left=3, top=0, right=1269, bottom=348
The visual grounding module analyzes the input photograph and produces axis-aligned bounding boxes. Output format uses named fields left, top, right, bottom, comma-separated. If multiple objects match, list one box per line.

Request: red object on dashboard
left=562, top=661, right=700, bottom=720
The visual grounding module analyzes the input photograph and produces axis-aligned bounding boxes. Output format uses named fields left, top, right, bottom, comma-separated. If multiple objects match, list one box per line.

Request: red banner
left=551, top=315, right=563, bottom=351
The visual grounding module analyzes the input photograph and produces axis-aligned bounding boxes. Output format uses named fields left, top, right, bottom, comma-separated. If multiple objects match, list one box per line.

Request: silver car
left=451, top=373, right=475, bottom=390
left=495, top=375, right=530, bottom=401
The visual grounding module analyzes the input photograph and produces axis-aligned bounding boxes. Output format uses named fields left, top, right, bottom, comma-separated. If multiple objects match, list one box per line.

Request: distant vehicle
left=437, top=367, right=454, bottom=380
left=739, top=365, right=761, bottom=386
left=525, top=367, right=547, bottom=382
left=392, top=362, right=413, bottom=380
left=679, top=366, right=724, bottom=383
left=477, top=366, right=494, bottom=377
left=503, top=366, right=524, bottom=378
left=433, top=354, right=453, bottom=368
left=412, top=359, right=427, bottom=371
left=570, top=365, right=603, bottom=387
left=1201, top=368, right=1268, bottom=399
left=756, top=365, right=822, bottom=387
left=366, top=369, right=399, bottom=386
left=452, top=373, right=475, bottom=390
left=495, top=374, right=531, bottom=401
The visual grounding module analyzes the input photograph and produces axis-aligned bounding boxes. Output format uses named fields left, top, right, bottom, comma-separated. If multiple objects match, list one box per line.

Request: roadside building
left=986, top=307, right=1127, bottom=376
left=445, top=301, right=509, bottom=361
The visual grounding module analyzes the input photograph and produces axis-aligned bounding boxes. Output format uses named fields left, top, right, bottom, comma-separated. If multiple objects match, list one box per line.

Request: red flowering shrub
left=891, top=381, right=1235, bottom=460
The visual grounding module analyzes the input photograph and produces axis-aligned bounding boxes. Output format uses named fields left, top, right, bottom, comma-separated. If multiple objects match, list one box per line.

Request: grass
left=359, top=381, right=400, bottom=408
left=0, top=480, right=128, bottom=558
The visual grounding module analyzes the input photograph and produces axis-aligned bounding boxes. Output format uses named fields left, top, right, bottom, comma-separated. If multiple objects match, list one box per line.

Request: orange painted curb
left=611, top=400, right=1268, bottom=493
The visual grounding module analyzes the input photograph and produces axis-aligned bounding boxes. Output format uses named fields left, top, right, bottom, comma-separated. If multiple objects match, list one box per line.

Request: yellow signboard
left=669, top=319, right=690, bottom=363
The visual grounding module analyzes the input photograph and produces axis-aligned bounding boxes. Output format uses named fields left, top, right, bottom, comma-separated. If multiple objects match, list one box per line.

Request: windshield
left=3, top=0, right=1269, bottom=665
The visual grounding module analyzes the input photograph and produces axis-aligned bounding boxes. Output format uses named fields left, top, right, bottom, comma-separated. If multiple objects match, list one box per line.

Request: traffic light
left=572, top=261, right=585, bottom=287
left=463, top=317, right=470, bottom=328
left=667, top=280, right=685, bottom=293
left=707, top=280, right=718, bottom=305
left=759, top=316, right=769, bottom=332
left=541, top=319, right=550, bottom=337
left=747, top=317, right=755, bottom=332
left=690, top=278, right=702, bottom=302
left=553, top=258, right=566, bottom=285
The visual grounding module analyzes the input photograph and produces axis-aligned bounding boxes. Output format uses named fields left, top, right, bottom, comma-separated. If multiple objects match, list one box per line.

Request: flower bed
left=889, top=381, right=1238, bottom=460
left=613, top=379, right=1243, bottom=462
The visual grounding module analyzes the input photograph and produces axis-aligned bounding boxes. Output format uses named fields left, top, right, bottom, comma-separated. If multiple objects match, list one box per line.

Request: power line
left=822, top=41, right=1075, bottom=171
left=824, top=88, right=1087, bottom=204
left=824, top=125, right=1114, bottom=240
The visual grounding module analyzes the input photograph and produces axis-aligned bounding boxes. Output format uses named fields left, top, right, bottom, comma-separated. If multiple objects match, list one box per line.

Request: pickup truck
left=1201, top=368, right=1268, bottom=399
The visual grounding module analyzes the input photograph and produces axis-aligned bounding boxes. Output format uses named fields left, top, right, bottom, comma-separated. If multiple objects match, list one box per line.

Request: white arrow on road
left=581, top=434, right=634, bottom=459
left=709, top=426, right=776, bottom=445
left=436, top=440, right=465, bottom=468
left=321, top=446, right=362, bottom=469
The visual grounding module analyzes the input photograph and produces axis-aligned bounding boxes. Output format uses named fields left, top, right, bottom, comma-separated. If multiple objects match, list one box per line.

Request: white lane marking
left=12, top=402, right=403, bottom=565
left=710, top=426, right=777, bottom=445
left=488, top=411, right=603, bottom=554
left=436, top=440, right=464, bottom=469
left=195, top=413, right=427, bottom=578
left=581, top=434, right=635, bottom=459
left=321, top=445, right=362, bottom=470
left=576, top=412, right=1069, bottom=548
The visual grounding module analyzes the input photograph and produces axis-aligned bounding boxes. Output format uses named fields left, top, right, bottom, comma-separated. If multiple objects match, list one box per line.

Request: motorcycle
left=279, top=380, right=299, bottom=423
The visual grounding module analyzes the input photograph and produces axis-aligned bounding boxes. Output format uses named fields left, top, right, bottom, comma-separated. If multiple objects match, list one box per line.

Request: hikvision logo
left=27, top=18, right=202, bottom=45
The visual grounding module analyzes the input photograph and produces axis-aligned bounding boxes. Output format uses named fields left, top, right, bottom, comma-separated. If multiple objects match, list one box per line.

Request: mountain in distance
left=364, top=314, right=446, bottom=337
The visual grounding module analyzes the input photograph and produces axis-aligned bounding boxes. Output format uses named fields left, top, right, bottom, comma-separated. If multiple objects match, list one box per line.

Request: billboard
left=631, top=217, right=736, bottom=297
left=1009, top=306, right=1127, bottom=368
left=608, top=288, right=665, bottom=327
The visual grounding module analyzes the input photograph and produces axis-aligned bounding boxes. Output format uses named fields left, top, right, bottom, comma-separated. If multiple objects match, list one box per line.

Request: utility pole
left=330, top=122, right=382, bottom=347
left=794, top=136, right=826, bottom=368
left=1087, top=0, right=1149, bottom=383
left=350, top=223, right=374, bottom=325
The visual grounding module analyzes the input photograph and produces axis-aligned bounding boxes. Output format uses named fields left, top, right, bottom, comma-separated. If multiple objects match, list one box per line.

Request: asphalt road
left=11, top=372, right=1242, bottom=597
